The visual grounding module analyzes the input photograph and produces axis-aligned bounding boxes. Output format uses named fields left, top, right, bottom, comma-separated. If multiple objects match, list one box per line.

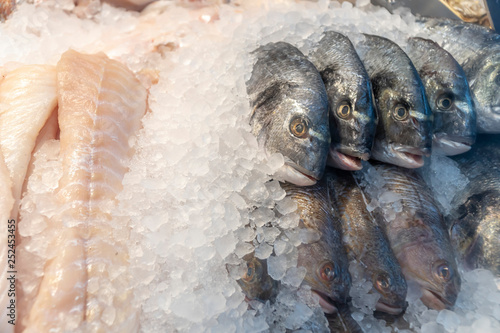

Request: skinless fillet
left=22, top=50, right=147, bottom=332
left=0, top=154, right=14, bottom=333
left=0, top=65, right=58, bottom=333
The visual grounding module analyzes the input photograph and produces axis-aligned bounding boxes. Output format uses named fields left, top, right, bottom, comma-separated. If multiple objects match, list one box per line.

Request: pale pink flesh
left=23, top=50, right=147, bottom=332
left=0, top=154, right=14, bottom=333
left=0, top=65, right=58, bottom=333
left=0, top=65, right=58, bottom=218
left=327, top=149, right=362, bottom=171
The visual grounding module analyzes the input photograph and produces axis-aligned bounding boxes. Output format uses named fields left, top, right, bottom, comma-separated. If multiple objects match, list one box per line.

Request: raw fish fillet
left=0, top=65, right=57, bottom=332
left=0, top=65, right=58, bottom=218
left=0, top=154, right=14, bottom=333
left=22, top=50, right=147, bottom=332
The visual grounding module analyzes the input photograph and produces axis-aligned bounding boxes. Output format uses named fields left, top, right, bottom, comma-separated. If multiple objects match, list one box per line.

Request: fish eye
left=289, top=117, right=308, bottom=138
left=434, top=262, right=452, bottom=282
left=436, top=93, right=454, bottom=111
left=374, top=273, right=391, bottom=292
left=393, top=104, right=409, bottom=121
left=242, top=262, right=256, bottom=282
left=495, top=73, right=500, bottom=86
left=319, top=262, right=336, bottom=282
left=337, top=102, right=351, bottom=119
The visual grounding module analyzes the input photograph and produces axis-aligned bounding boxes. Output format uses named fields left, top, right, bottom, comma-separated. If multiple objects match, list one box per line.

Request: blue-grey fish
left=366, top=163, right=461, bottom=310
left=281, top=178, right=351, bottom=315
left=308, top=31, right=377, bottom=171
left=236, top=253, right=279, bottom=303
left=357, top=34, right=433, bottom=168
left=421, top=18, right=500, bottom=133
left=406, top=37, right=476, bottom=156
left=329, top=169, right=407, bottom=315
left=449, top=135, right=500, bottom=275
left=247, top=42, right=330, bottom=186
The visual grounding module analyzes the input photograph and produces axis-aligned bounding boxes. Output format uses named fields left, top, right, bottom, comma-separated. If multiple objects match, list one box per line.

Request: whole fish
left=247, top=42, right=330, bottom=186
left=366, top=163, right=461, bottom=310
left=406, top=37, right=476, bottom=156
left=329, top=169, right=407, bottom=316
left=449, top=135, right=500, bottom=275
left=357, top=34, right=433, bottom=168
left=236, top=253, right=278, bottom=303
left=308, top=31, right=377, bottom=171
left=421, top=18, right=500, bottom=133
left=281, top=179, right=351, bottom=315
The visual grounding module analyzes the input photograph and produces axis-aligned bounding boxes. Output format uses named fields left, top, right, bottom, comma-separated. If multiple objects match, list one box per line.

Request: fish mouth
left=327, top=148, right=364, bottom=171
left=432, top=134, right=473, bottom=156
left=391, top=146, right=430, bottom=168
left=420, top=288, right=451, bottom=310
left=312, top=290, right=338, bottom=314
left=375, top=301, right=405, bottom=315
left=274, top=162, right=318, bottom=186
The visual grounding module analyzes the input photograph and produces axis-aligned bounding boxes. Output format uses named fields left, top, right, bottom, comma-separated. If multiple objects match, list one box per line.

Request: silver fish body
left=449, top=135, right=500, bottom=275
left=368, top=163, right=461, bottom=310
left=357, top=34, right=433, bottom=169
left=247, top=42, right=330, bottom=186
left=329, top=169, right=407, bottom=316
left=406, top=37, right=476, bottom=156
left=421, top=18, right=500, bottom=133
left=282, top=179, right=351, bottom=315
left=308, top=31, right=377, bottom=171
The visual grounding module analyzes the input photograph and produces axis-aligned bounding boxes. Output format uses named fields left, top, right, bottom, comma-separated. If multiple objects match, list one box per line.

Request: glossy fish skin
left=369, top=163, right=461, bottom=310
left=326, top=303, right=363, bottom=333
left=357, top=34, right=433, bottom=168
left=421, top=18, right=500, bottom=133
left=282, top=178, right=351, bottom=314
left=308, top=31, right=377, bottom=171
left=329, top=169, right=407, bottom=316
left=406, top=37, right=476, bottom=156
left=236, top=253, right=278, bottom=303
left=247, top=42, right=330, bottom=186
left=449, top=135, right=500, bottom=275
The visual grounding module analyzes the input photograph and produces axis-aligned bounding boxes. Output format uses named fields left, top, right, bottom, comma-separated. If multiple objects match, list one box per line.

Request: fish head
left=236, top=254, right=278, bottom=303
left=450, top=191, right=500, bottom=275
left=423, top=69, right=477, bottom=155
left=396, top=216, right=461, bottom=310
left=298, top=241, right=351, bottom=314
left=370, top=74, right=433, bottom=168
left=371, top=269, right=408, bottom=316
left=326, top=66, right=377, bottom=171
left=259, top=93, right=330, bottom=185
left=469, top=52, right=500, bottom=133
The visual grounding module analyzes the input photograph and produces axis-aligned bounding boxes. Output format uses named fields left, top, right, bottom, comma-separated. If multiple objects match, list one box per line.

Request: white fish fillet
left=0, top=154, right=14, bottom=333
left=0, top=65, right=58, bottom=332
left=0, top=65, right=58, bottom=218
left=23, top=50, right=147, bottom=332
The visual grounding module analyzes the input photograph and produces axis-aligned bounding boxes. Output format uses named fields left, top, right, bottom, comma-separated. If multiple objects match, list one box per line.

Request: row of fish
left=247, top=17, right=499, bottom=187
left=0, top=50, right=147, bottom=332
left=236, top=162, right=461, bottom=331
left=235, top=133, right=500, bottom=331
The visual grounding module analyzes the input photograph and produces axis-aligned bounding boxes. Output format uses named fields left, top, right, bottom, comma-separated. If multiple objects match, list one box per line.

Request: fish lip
left=312, top=290, right=339, bottom=314
left=432, top=135, right=473, bottom=156
left=327, top=148, right=363, bottom=171
left=275, top=162, right=318, bottom=186
left=388, top=145, right=429, bottom=168
left=421, top=288, right=451, bottom=310
left=374, top=301, right=406, bottom=315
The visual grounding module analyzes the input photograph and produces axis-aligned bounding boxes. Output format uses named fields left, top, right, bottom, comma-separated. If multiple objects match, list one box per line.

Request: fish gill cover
left=1, top=1, right=500, bottom=333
